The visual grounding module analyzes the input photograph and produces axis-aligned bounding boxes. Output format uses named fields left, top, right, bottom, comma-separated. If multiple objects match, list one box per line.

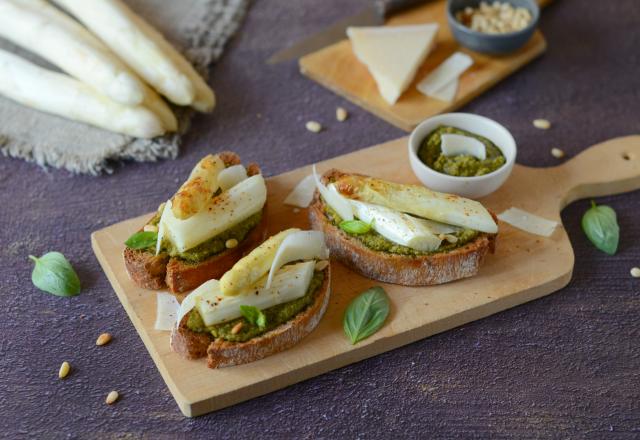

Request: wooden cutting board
left=299, top=0, right=553, bottom=131
left=92, top=135, right=640, bottom=417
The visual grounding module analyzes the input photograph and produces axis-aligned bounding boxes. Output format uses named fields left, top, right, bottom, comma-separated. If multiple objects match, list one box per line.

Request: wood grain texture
left=92, top=135, right=640, bottom=417
left=299, top=0, right=551, bottom=131
left=3, top=1, right=640, bottom=437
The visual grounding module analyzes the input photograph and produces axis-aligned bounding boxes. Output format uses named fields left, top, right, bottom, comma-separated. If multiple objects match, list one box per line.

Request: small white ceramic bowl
left=408, top=113, right=517, bottom=199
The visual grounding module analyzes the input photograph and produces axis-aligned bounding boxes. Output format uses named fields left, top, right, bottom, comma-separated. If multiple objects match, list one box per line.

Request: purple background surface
left=1, top=0, right=639, bottom=438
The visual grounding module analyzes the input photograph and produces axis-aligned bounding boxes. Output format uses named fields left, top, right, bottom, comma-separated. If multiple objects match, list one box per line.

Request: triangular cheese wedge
left=347, top=24, right=439, bottom=105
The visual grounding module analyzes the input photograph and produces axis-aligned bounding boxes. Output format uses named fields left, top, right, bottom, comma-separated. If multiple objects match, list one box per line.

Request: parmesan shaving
left=417, top=52, right=473, bottom=98
left=266, top=231, right=329, bottom=288
left=218, top=165, right=247, bottom=191
left=441, top=134, right=486, bottom=160
left=154, top=292, right=180, bottom=331
left=283, top=174, right=315, bottom=208
left=313, top=165, right=353, bottom=221
left=497, top=208, right=559, bottom=237
left=429, top=78, right=458, bottom=103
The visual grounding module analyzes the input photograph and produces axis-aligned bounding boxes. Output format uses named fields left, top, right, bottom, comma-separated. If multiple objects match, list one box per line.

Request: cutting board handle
left=553, top=135, right=640, bottom=209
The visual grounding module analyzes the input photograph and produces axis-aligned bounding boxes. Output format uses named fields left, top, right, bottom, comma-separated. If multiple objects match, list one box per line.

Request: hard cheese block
left=347, top=24, right=438, bottom=105
left=299, top=0, right=551, bottom=131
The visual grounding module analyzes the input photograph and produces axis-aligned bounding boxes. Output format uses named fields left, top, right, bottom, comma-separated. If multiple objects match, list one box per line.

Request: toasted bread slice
left=123, top=152, right=267, bottom=293
left=308, top=169, right=497, bottom=286
left=170, top=266, right=331, bottom=368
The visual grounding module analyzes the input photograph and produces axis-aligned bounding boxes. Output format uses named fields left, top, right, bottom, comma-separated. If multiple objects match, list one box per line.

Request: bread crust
left=122, top=247, right=169, bottom=290
left=123, top=152, right=267, bottom=294
left=308, top=169, right=497, bottom=286
left=170, top=266, right=331, bottom=368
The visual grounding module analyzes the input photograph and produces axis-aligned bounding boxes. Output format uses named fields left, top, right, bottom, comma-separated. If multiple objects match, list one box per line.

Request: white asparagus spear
left=0, top=49, right=165, bottom=138
left=0, top=0, right=144, bottom=105
left=6, top=0, right=177, bottom=132
left=53, top=0, right=213, bottom=110
left=126, top=10, right=215, bottom=112
left=140, top=83, right=178, bottom=132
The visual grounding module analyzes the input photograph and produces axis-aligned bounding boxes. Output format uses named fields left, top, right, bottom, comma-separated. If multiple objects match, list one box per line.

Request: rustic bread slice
left=123, top=151, right=267, bottom=294
left=308, top=169, right=497, bottom=286
left=170, top=266, right=331, bottom=368
left=122, top=247, right=169, bottom=290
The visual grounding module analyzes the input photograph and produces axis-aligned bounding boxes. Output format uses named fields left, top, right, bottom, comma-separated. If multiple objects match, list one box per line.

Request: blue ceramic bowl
left=447, top=0, right=539, bottom=55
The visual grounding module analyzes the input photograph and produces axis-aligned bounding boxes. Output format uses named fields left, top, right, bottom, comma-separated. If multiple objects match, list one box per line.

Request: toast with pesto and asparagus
left=123, top=152, right=268, bottom=294
left=308, top=168, right=498, bottom=286
left=171, top=228, right=331, bottom=368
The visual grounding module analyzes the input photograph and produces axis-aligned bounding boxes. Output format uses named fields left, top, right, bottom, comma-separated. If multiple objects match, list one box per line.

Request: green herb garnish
left=343, top=286, right=390, bottom=344
left=581, top=201, right=619, bottom=255
left=125, top=231, right=158, bottom=250
left=29, top=252, right=81, bottom=297
left=339, top=219, right=372, bottom=235
left=240, top=305, right=267, bottom=329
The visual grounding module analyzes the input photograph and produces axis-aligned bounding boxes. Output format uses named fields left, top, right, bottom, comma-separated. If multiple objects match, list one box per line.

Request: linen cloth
left=0, top=0, right=249, bottom=174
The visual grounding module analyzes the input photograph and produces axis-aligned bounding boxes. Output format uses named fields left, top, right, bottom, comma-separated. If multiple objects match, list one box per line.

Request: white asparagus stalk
left=5, top=0, right=177, bottom=131
left=0, top=0, right=144, bottom=105
left=126, top=10, right=215, bottom=112
left=0, top=49, right=165, bottom=138
left=53, top=0, right=215, bottom=111
left=140, top=84, right=178, bottom=132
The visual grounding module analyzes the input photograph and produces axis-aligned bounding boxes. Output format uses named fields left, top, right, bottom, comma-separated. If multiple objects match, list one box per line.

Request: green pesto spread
left=186, top=270, right=325, bottom=342
left=324, top=204, right=479, bottom=257
left=128, top=205, right=262, bottom=264
left=418, top=125, right=506, bottom=177
left=161, top=211, right=262, bottom=263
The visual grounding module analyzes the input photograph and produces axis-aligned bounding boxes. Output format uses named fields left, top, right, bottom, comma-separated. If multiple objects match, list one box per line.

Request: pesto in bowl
left=418, top=125, right=506, bottom=177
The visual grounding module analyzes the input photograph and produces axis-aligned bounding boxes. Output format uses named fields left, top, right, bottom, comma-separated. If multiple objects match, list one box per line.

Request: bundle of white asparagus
left=0, top=0, right=215, bottom=138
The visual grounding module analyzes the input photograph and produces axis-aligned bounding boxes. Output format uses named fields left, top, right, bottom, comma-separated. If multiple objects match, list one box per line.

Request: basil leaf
left=240, top=305, right=267, bottom=328
left=343, top=286, right=390, bottom=344
left=339, top=219, right=372, bottom=235
left=29, top=252, right=81, bottom=297
left=581, top=201, right=619, bottom=255
left=125, top=231, right=158, bottom=250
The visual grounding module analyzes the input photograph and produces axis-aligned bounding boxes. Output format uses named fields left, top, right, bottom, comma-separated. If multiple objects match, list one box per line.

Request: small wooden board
left=299, top=0, right=552, bottom=131
left=92, top=136, right=640, bottom=417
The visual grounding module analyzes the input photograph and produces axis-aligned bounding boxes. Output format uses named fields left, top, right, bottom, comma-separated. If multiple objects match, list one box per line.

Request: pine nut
left=96, top=333, right=112, bottom=346
left=231, top=322, right=244, bottom=335
left=457, top=2, right=532, bottom=33
left=225, top=238, right=238, bottom=249
left=293, top=208, right=300, bottom=213
left=336, top=107, right=348, bottom=122
left=143, top=224, right=158, bottom=232
left=106, top=391, right=119, bottom=405
left=551, top=148, right=565, bottom=158
left=58, top=361, right=70, bottom=379
left=314, top=260, right=329, bottom=271
left=305, top=121, right=322, bottom=133
left=533, top=119, right=551, bottom=129
left=631, top=267, right=640, bottom=278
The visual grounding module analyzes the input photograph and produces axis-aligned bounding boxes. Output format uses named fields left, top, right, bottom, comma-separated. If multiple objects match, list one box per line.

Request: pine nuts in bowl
left=447, top=0, right=539, bottom=55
